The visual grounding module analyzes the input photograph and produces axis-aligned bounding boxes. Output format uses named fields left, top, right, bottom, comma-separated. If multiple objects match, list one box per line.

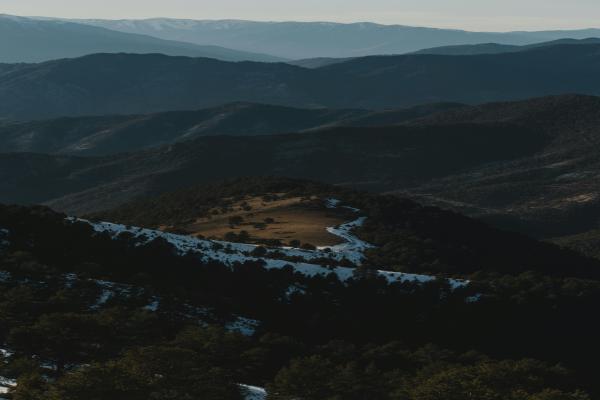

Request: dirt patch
left=162, top=195, right=351, bottom=247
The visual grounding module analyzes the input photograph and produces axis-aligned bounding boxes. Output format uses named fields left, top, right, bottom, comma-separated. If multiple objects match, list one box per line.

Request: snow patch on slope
left=144, top=298, right=160, bottom=312
left=81, top=217, right=371, bottom=264
left=319, top=216, right=373, bottom=264
left=90, top=280, right=135, bottom=310
left=72, top=219, right=467, bottom=289
left=0, top=229, right=10, bottom=252
left=68, top=198, right=468, bottom=289
left=240, top=384, right=267, bottom=400
left=0, top=376, right=16, bottom=395
left=0, top=271, right=10, bottom=283
left=76, top=197, right=373, bottom=268
left=325, top=197, right=360, bottom=213
left=226, top=317, right=261, bottom=336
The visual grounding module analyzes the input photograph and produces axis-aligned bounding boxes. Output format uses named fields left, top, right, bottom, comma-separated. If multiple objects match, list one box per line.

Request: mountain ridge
left=2, top=43, right=600, bottom=119
left=0, top=14, right=283, bottom=63
left=62, top=16, right=600, bottom=59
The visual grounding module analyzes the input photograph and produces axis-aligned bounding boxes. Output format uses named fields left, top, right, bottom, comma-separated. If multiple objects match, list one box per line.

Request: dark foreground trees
left=0, top=203, right=598, bottom=399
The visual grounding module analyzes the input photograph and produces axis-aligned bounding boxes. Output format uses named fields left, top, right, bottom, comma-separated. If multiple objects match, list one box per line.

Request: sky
left=2, top=0, right=599, bottom=31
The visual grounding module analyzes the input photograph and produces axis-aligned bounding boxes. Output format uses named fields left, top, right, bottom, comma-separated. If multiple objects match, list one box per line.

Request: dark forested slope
left=0, top=102, right=462, bottom=156
left=400, top=94, right=600, bottom=238
left=0, top=122, right=544, bottom=213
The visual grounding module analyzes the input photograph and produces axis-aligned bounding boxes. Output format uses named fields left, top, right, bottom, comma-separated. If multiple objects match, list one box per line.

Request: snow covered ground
left=0, top=229, right=9, bottom=252
left=1, top=349, right=17, bottom=395
left=240, top=384, right=267, bottom=400
left=320, top=216, right=373, bottom=264
left=0, top=376, right=16, bottom=395
left=76, top=217, right=370, bottom=267
left=75, top=220, right=465, bottom=288
left=70, top=198, right=467, bottom=289
left=226, top=317, right=261, bottom=336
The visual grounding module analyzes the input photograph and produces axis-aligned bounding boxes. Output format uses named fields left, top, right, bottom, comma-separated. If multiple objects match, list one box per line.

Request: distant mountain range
left=2, top=43, right=600, bottom=120
left=0, top=102, right=462, bottom=156
left=67, top=17, right=600, bottom=59
left=413, top=37, right=600, bottom=55
left=0, top=14, right=283, bottom=63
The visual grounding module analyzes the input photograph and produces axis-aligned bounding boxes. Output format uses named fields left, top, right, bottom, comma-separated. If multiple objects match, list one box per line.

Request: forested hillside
left=0, top=123, right=542, bottom=213
left=1, top=179, right=599, bottom=398
left=401, top=94, right=600, bottom=238
left=0, top=102, right=461, bottom=156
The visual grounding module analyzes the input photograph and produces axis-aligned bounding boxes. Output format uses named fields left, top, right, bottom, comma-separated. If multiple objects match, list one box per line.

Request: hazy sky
left=2, top=0, right=599, bottom=31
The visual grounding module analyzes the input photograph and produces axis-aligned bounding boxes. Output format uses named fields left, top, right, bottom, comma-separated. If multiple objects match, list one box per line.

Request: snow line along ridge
left=70, top=218, right=468, bottom=289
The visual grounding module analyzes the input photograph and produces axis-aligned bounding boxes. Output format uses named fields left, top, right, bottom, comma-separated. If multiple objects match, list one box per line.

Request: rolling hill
left=395, top=94, right=600, bottom=238
left=2, top=44, right=600, bottom=120
left=0, top=102, right=463, bottom=156
left=0, top=121, right=544, bottom=214
left=317, top=44, right=600, bottom=108
left=0, top=14, right=282, bottom=63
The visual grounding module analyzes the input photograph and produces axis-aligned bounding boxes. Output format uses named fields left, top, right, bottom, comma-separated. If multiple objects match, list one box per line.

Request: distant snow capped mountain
left=70, top=17, right=600, bottom=59
left=0, top=14, right=284, bottom=63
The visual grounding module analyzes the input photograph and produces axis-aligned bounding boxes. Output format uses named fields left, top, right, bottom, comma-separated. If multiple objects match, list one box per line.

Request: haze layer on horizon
left=2, top=0, right=600, bottom=31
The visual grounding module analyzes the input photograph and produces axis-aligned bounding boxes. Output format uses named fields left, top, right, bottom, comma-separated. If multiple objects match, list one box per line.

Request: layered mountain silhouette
left=2, top=43, right=600, bottom=120
left=0, top=14, right=282, bottom=63
left=0, top=102, right=462, bottom=156
left=70, top=18, right=600, bottom=59
left=291, top=38, right=600, bottom=67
